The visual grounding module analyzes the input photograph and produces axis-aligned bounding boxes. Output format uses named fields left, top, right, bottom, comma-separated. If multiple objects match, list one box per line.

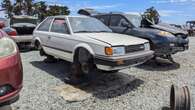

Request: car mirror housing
left=121, top=21, right=131, bottom=28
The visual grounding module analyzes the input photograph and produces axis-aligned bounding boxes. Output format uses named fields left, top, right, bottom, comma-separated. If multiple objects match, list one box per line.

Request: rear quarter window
left=37, top=17, right=53, bottom=31
left=51, top=18, right=69, bottom=34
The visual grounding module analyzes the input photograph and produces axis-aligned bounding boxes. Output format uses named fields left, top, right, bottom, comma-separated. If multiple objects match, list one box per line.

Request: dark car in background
left=0, top=29, right=23, bottom=106
left=78, top=9, right=189, bottom=62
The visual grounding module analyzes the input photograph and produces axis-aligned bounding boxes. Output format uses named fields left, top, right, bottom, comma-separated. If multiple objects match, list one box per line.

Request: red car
left=0, top=29, right=23, bottom=106
left=0, top=19, right=17, bottom=37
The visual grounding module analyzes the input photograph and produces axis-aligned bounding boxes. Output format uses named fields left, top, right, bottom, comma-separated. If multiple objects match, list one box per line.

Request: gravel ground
left=6, top=37, right=195, bottom=110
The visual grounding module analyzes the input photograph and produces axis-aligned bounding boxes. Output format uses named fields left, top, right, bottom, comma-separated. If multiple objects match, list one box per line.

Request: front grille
left=125, top=44, right=145, bottom=53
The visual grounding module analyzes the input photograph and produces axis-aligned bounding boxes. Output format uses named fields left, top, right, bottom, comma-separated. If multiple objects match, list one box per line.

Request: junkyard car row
left=78, top=9, right=189, bottom=61
left=0, top=10, right=190, bottom=108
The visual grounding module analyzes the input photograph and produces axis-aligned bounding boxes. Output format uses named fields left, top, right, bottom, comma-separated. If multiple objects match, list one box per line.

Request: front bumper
left=94, top=50, right=154, bottom=71
left=154, top=37, right=189, bottom=56
left=0, top=53, right=23, bottom=105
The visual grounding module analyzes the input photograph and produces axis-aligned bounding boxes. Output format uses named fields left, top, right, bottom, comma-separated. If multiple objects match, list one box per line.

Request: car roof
left=93, top=12, right=140, bottom=17
left=51, top=15, right=90, bottom=19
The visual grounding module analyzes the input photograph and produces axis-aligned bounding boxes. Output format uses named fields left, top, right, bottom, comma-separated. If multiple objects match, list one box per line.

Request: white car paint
left=33, top=16, right=154, bottom=71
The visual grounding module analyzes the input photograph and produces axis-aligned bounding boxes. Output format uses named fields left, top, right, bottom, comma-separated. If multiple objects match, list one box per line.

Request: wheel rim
left=36, top=41, right=41, bottom=50
left=81, top=62, right=90, bottom=74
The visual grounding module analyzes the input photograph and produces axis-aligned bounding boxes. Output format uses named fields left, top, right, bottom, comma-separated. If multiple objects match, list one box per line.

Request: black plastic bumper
left=0, top=95, right=19, bottom=107
left=153, top=36, right=189, bottom=56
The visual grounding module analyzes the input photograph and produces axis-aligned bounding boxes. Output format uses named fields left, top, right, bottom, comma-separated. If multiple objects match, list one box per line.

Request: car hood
left=150, top=24, right=188, bottom=35
left=75, top=32, right=148, bottom=46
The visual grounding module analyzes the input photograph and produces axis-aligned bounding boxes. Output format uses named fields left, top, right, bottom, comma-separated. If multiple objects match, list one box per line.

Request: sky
left=0, top=0, right=195, bottom=24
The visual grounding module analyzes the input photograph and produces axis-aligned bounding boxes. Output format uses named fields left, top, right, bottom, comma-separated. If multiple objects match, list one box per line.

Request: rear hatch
left=10, top=16, right=38, bottom=35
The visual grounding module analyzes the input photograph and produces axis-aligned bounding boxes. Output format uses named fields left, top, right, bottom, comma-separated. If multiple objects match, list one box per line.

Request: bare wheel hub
left=81, top=62, right=90, bottom=74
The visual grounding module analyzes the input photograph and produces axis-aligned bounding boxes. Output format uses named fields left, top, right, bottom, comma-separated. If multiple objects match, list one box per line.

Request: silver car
left=10, top=16, right=38, bottom=45
left=33, top=16, right=153, bottom=79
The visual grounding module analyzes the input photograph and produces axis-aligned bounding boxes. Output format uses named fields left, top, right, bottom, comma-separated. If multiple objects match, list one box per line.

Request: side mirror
left=121, top=21, right=131, bottom=28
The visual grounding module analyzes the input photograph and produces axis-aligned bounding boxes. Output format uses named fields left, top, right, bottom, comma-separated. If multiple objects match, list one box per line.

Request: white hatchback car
left=33, top=16, right=153, bottom=79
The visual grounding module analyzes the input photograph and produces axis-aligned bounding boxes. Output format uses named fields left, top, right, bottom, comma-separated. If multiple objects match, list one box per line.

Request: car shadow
left=30, top=60, right=144, bottom=100
left=136, top=58, right=180, bottom=71
left=19, top=47, right=34, bottom=53
left=161, top=106, right=170, bottom=110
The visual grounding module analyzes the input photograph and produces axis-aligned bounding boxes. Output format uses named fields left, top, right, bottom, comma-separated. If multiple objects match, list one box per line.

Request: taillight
left=7, top=31, right=17, bottom=36
left=2, top=28, right=17, bottom=37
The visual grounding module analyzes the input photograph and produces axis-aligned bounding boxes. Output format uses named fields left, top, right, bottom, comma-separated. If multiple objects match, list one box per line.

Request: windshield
left=69, top=17, right=112, bottom=33
left=125, top=14, right=142, bottom=27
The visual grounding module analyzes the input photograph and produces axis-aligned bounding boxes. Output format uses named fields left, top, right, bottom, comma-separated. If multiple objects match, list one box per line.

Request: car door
left=109, top=15, right=130, bottom=34
left=47, top=17, right=73, bottom=62
left=35, top=17, right=53, bottom=46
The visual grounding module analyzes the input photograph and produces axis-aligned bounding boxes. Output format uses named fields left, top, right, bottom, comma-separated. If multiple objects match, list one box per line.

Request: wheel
left=34, top=40, right=41, bottom=50
left=77, top=48, right=95, bottom=75
left=67, top=48, right=95, bottom=85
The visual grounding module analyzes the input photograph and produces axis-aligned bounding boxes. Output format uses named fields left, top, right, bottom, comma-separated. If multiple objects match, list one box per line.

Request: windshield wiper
left=92, top=31, right=111, bottom=33
left=74, top=30, right=111, bottom=33
left=74, top=31, right=92, bottom=33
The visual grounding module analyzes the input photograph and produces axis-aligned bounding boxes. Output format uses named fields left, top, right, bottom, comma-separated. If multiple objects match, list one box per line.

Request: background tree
left=13, top=0, right=23, bottom=15
left=1, top=0, right=13, bottom=18
left=1, top=0, right=70, bottom=21
left=47, top=5, right=70, bottom=16
left=24, top=0, right=34, bottom=15
left=33, top=1, right=48, bottom=21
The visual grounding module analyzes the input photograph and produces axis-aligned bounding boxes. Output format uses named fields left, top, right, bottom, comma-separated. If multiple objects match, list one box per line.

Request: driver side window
left=110, top=15, right=129, bottom=27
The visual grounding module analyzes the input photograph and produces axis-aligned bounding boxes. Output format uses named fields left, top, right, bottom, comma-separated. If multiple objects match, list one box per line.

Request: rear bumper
left=94, top=50, right=154, bottom=71
left=11, top=35, right=33, bottom=43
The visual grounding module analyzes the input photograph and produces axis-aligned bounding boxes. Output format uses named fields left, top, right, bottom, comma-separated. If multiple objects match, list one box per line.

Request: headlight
left=0, top=37, right=17, bottom=58
left=158, top=31, right=174, bottom=37
left=144, top=43, right=150, bottom=50
left=105, top=47, right=125, bottom=56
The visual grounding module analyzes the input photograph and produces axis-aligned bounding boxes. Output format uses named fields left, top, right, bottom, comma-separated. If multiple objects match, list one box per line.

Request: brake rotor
left=170, top=85, right=191, bottom=110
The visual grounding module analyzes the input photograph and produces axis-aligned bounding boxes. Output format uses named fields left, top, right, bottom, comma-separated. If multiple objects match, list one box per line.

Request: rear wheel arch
left=33, top=37, right=42, bottom=46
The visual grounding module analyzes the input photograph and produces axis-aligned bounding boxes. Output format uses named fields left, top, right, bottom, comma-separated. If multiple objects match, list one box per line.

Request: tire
left=77, top=48, right=95, bottom=75
left=34, top=40, right=41, bottom=50
left=67, top=48, right=95, bottom=84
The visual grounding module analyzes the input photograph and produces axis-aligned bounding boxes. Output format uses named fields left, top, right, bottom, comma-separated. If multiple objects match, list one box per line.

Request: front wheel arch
left=73, top=44, right=95, bottom=62
left=73, top=47, right=94, bottom=63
